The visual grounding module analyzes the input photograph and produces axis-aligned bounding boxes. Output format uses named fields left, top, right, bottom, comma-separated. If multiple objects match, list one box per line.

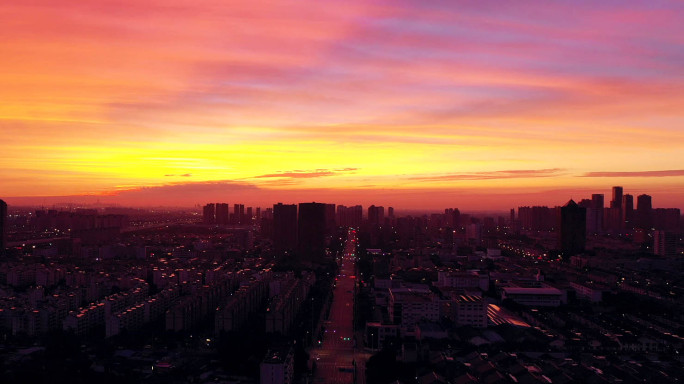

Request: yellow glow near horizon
left=1, top=0, right=683, bottom=209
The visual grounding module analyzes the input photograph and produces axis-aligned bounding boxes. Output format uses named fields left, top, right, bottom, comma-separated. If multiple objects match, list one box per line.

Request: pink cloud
left=409, top=168, right=566, bottom=182
left=252, top=168, right=358, bottom=179
left=582, top=170, right=684, bottom=178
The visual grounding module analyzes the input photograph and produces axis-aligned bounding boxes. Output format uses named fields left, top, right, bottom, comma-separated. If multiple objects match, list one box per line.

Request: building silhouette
left=216, top=203, right=229, bottom=225
left=325, top=203, right=336, bottom=235
left=0, top=199, right=7, bottom=255
left=558, top=199, right=586, bottom=256
left=653, top=208, right=680, bottom=231
left=298, top=202, right=327, bottom=260
left=232, top=204, right=245, bottom=225
left=605, top=186, right=623, bottom=232
left=518, top=206, right=555, bottom=231
left=653, top=230, right=676, bottom=257
left=273, top=203, right=297, bottom=252
left=636, top=194, right=652, bottom=229
left=246, top=207, right=253, bottom=224
left=336, top=205, right=363, bottom=228
left=368, top=205, right=384, bottom=226
left=622, top=194, right=634, bottom=230
left=587, top=194, right=604, bottom=234
left=203, top=203, right=215, bottom=225
left=611, top=186, right=623, bottom=209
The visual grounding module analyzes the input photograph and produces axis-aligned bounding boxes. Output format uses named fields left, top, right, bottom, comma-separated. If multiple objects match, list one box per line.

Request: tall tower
left=587, top=194, right=604, bottom=234
left=215, top=203, right=229, bottom=225
left=611, top=186, right=623, bottom=209
left=653, top=230, right=676, bottom=257
left=325, top=204, right=336, bottom=235
left=622, top=194, right=634, bottom=230
left=203, top=203, right=216, bottom=225
left=273, top=203, right=298, bottom=252
left=298, top=202, right=327, bottom=260
left=0, top=199, right=7, bottom=255
left=636, top=194, right=652, bottom=229
left=368, top=205, right=385, bottom=226
left=558, top=199, right=586, bottom=256
left=232, top=204, right=245, bottom=225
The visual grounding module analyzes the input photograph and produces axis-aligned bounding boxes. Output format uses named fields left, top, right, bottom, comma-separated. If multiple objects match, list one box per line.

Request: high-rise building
left=604, top=207, right=622, bottom=233
left=653, top=208, right=680, bottom=231
left=203, top=203, right=216, bottom=225
left=232, top=204, right=245, bottom=225
left=298, top=202, right=327, bottom=259
left=325, top=204, right=336, bottom=235
left=0, top=199, right=7, bottom=255
left=605, top=186, right=623, bottom=232
left=246, top=207, right=253, bottom=224
left=336, top=205, right=363, bottom=228
left=215, top=203, right=229, bottom=225
left=558, top=199, right=586, bottom=256
left=636, top=194, right=652, bottom=211
left=636, top=194, right=652, bottom=229
left=518, top=206, right=555, bottom=231
left=444, top=208, right=461, bottom=228
left=368, top=205, right=384, bottom=226
left=611, top=186, right=623, bottom=209
left=273, top=203, right=297, bottom=252
left=466, top=223, right=482, bottom=244
left=452, top=208, right=461, bottom=229
left=587, top=194, right=604, bottom=234
left=622, top=194, right=634, bottom=230
left=653, top=230, right=676, bottom=257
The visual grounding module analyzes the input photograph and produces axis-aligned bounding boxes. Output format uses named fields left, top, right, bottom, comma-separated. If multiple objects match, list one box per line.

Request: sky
left=1, top=0, right=683, bottom=210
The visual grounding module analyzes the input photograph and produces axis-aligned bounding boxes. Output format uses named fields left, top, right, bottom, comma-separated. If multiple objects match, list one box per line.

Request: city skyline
left=3, top=185, right=683, bottom=212
left=2, top=1, right=683, bottom=210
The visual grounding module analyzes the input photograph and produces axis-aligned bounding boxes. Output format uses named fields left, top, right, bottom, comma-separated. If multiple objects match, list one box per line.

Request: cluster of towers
left=202, top=203, right=257, bottom=226
left=201, top=202, right=395, bottom=260
left=577, top=187, right=679, bottom=235
left=558, top=186, right=680, bottom=257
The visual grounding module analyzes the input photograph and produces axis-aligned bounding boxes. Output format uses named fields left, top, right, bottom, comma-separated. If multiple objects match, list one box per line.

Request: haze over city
left=2, top=0, right=683, bottom=210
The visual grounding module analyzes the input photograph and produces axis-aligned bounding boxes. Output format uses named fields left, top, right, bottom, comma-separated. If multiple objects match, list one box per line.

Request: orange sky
left=1, top=0, right=683, bottom=210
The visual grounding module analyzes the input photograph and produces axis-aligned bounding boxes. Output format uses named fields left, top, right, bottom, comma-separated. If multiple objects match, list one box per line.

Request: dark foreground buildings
left=298, top=202, right=327, bottom=260
left=273, top=203, right=298, bottom=252
left=0, top=199, right=6, bottom=255
left=558, top=199, right=586, bottom=256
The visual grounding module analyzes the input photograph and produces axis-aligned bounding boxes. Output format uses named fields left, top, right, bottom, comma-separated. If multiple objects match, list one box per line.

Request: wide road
left=312, top=228, right=363, bottom=384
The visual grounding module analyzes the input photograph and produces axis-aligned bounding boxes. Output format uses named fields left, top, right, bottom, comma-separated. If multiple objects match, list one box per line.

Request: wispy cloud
left=252, top=168, right=358, bottom=179
left=582, top=170, right=684, bottom=178
left=118, top=180, right=255, bottom=192
left=409, top=168, right=566, bottom=182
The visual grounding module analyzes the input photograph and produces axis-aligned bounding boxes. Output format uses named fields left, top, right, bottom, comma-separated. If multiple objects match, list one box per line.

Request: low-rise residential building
left=260, top=346, right=294, bottom=384
left=389, top=289, right=440, bottom=334
left=501, top=286, right=563, bottom=307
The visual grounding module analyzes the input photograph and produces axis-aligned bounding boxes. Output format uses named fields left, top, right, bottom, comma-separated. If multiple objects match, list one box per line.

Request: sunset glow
left=2, top=0, right=683, bottom=209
